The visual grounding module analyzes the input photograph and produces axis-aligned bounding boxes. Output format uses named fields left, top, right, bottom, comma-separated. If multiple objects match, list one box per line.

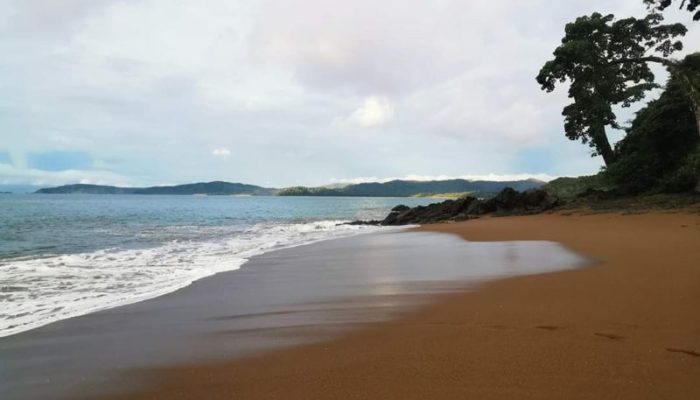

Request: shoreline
left=1, top=229, right=581, bottom=400
left=0, top=219, right=389, bottom=340
left=104, top=212, right=700, bottom=399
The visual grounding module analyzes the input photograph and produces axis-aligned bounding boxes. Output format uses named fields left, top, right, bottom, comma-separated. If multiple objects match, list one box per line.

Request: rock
left=341, top=220, right=381, bottom=226
left=377, top=188, right=558, bottom=225
left=488, top=188, right=558, bottom=215
left=472, top=198, right=496, bottom=215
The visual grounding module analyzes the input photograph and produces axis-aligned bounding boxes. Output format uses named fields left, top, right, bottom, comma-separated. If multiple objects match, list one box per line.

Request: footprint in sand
left=594, top=332, right=625, bottom=341
left=536, top=325, right=562, bottom=331
left=666, top=348, right=700, bottom=358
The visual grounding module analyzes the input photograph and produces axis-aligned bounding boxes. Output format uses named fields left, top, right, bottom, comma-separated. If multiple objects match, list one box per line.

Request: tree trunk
left=592, top=124, right=616, bottom=166
left=671, top=63, right=700, bottom=137
left=682, top=85, right=700, bottom=192
left=689, top=94, right=700, bottom=139
left=670, top=66, right=700, bottom=191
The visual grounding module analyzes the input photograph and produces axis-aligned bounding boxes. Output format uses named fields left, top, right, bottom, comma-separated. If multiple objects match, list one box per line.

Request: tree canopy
left=537, top=12, right=687, bottom=166
left=644, top=0, right=700, bottom=20
left=606, top=66, right=699, bottom=192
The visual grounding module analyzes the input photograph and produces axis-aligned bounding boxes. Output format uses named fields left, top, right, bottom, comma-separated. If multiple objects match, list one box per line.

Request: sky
left=1, top=0, right=698, bottom=190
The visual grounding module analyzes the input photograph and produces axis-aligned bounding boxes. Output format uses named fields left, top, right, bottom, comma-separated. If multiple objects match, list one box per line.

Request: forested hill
left=35, top=181, right=277, bottom=196
left=277, top=179, right=545, bottom=197
left=35, top=179, right=545, bottom=197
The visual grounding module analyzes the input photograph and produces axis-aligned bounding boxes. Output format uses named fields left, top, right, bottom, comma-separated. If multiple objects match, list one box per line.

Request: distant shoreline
left=31, top=178, right=544, bottom=198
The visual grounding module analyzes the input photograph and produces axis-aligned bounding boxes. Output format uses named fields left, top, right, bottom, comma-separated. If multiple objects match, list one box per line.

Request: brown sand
left=108, top=213, right=700, bottom=399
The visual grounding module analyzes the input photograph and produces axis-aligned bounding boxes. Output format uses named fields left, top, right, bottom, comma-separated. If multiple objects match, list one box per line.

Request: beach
left=5, top=2, right=700, bottom=399
left=0, top=227, right=582, bottom=399
left=103, top=212, right=700, bottom=399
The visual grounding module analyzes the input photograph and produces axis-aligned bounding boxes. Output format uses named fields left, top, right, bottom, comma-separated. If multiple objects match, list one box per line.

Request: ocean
left=0, top=194, right=435, bottom=338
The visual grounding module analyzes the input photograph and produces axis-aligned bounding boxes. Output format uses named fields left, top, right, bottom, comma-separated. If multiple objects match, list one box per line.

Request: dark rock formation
left=375, top=188, right=559, bottom=226
left=344, top=220, right=383, bottom=226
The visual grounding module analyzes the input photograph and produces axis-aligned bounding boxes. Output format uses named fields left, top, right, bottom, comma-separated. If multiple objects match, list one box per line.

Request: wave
left=0, top=220, right=380, bottom=338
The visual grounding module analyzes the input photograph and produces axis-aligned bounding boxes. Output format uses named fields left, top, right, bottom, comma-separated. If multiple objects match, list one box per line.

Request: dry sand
left=107, top=213, right=700, bottom=399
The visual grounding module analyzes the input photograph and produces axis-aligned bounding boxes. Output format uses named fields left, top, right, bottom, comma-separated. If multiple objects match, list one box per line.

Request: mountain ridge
left=277, top=179, right=545, bottom=197
left=35, top=179, right=545, bottom=197
left=35, top=181, right=277, bottom=196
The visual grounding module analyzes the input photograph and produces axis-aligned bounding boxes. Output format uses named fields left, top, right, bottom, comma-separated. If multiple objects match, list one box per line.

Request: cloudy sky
left=1, top=0, right=698, bottom=190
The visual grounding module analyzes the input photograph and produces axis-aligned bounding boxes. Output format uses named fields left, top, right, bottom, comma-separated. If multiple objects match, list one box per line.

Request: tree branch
left=605, top=56, right=677, bottom=68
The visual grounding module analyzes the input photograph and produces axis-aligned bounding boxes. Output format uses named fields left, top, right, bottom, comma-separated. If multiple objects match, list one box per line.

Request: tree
left=606, top=68, right=699, bottom=192
left=644, top=0, right=700, bottom=20
left=537, top=12, right=687, bottom=166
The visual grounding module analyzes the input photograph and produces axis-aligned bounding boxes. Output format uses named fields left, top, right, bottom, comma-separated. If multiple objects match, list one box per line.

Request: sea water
left=0, top=194, right=436, bottom=337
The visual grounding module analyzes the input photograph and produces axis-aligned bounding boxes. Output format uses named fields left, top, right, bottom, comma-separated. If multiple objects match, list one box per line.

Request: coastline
left=104, top=212, right=700, bottom=399
left=1, top=229, right=581, bottom=400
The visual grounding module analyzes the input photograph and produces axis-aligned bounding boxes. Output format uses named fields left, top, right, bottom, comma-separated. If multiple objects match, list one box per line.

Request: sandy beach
left=104, top=212, right=700, bottom=399
left=1, top=229, right=583, bottom=400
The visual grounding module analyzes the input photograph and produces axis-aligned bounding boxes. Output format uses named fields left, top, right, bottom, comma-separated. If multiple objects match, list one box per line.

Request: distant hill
left=134, top=181, right=276, bottom=195
left=35, top=184, right=138, bottom=194
left=36, top=179, right=546, bottom=197
left=35, top=181, right=277, bottom=196
left=277, top=179, right=545, bottom=197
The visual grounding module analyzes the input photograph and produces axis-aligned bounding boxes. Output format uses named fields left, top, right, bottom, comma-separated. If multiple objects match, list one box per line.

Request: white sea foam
left=0, top=220, right=380, bottom=338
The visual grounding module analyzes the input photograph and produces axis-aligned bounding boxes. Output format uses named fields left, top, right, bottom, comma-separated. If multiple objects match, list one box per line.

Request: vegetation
left=35, top=184, right=139, bottom=194
left=276, top=186, right=342, bottom=196
left=277, top=179, right=544, bottom=198
left=36, top=181, right=277, bottom=196
left=537, top=12, right=687, bottom=166
left=411, top=192, right=473, bottom=199
left=134, top=181, right=275, bottom=195
left=606, top=71, right=699, bottom=192
left=543, top=174, right=612, bottom=199
left=538, top=0, right=700, bottom=195
left=36, top=179, right=544, bottom=198
left=644, top=0, right=700, bottom=20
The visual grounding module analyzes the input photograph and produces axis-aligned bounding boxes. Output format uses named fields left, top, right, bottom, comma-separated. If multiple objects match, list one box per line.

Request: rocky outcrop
left=377, top=188, right=558, bottom=226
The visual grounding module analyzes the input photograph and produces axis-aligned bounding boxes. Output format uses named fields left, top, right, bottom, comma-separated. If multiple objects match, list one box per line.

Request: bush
left=659, top=147, right=700, bottom=192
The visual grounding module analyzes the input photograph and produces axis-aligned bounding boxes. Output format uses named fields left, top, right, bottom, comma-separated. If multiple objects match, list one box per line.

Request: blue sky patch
left=0, top=151, right=11, bottom=165
left=28, top=151, right=93, bottom=171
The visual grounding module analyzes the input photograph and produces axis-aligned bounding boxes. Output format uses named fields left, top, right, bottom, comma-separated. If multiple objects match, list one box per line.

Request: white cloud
left=0, top=164, right=135, bottom=187
left=212, top=148, right=231, bottom=157
left=3, top=0, right=698, bottom=187
left=348, top=96, right=393, bottom=128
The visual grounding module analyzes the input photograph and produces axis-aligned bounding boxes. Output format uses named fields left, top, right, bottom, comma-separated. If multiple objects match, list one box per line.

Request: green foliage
left=36, top=184, right=137, bottom=194
left=658, top=146, right=700, bottom=191
left=412, top=192, right=473, bottom=199
left=135, top=181, right=274, bottom=195
left=537, top=12, right=687, bottom=165
left=276, top=186, right=342, bottom=196
left=278, top=180, right=544, bottom=197
left=542, top=174, right=611, bottom=199
left=605, top=72, right=699, bottom=192
left=644, top=0, right=700, bottom=20
left=36, top=181, right=277, bottom=195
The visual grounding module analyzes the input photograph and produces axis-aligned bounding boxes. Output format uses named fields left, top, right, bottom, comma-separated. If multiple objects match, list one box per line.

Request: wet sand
left=0, top=230, right=583, bottom=400
left=104, top=213, right=700, bottom=399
